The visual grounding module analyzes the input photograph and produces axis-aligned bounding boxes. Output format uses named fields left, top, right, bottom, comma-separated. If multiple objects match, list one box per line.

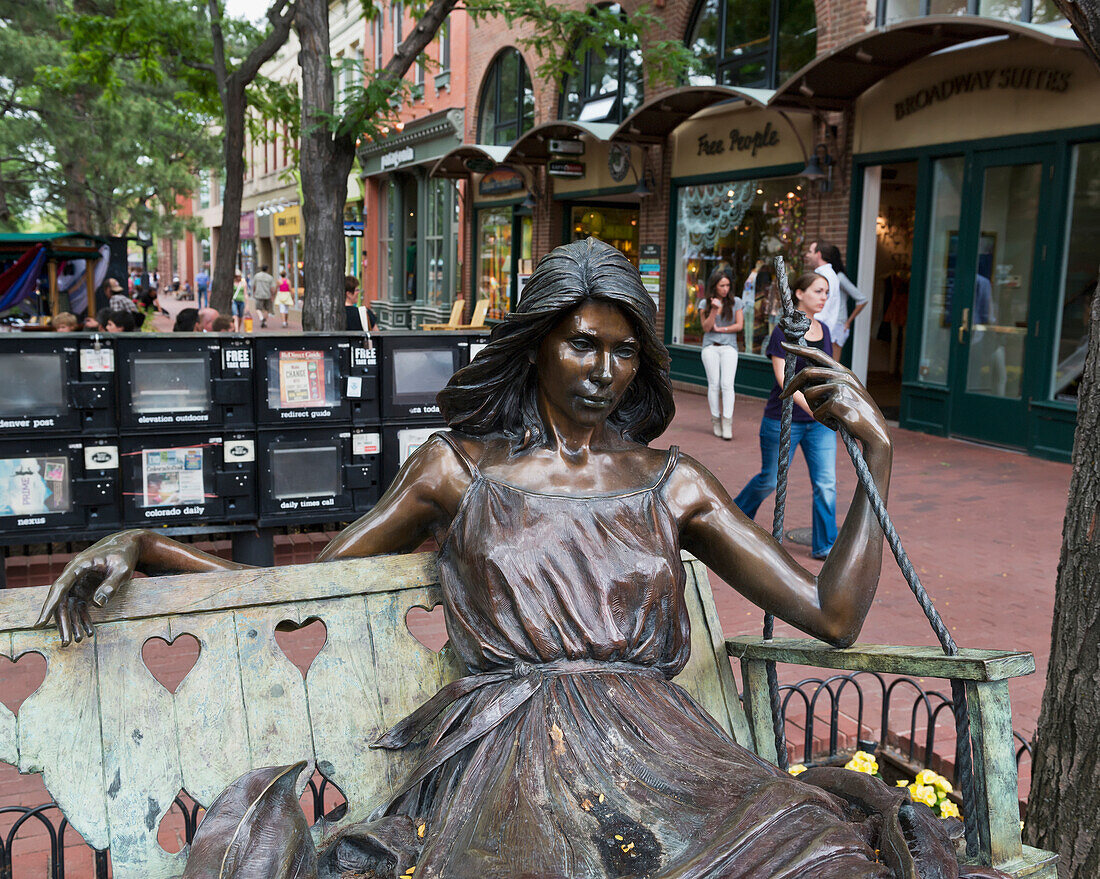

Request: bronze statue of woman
left=37, top=239, right=1005, bottom=879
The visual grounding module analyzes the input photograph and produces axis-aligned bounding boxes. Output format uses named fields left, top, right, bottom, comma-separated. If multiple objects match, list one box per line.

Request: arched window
left=686, top=0, right=816, bottom=89
left=477, top=48, right=536, bottom=146
left=560, top=3, right=644, bottom=124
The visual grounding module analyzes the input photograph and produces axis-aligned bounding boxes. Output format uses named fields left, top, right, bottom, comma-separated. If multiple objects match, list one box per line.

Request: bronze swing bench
left=0, top=552, right=1055, bottom=878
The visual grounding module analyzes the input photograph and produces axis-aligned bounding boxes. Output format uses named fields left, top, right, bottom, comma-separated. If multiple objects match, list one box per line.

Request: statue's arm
left=672, top=351, right=892, bottom=647
left=36, top=530, right=249, bottom=644
left=317, top=434, right=469, bottom=561
left=38, top=435, right=469, bottom=644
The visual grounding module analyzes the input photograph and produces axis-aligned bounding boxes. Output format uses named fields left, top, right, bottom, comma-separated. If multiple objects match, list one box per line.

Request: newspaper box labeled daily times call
left=0, top=435, right=121, bottom=541
left=256, top=426, right=381, bottom=526
left=115, top=334, right=254, bottom=431
left=253, top=335, right=379, bottom=427
left=0, top=334, right=116, bottom=436
left=118, top=432, right=257, bottom=526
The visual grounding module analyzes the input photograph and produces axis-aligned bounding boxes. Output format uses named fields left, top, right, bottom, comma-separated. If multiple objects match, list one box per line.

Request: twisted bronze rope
left=767, top=256, right=978, bottom=856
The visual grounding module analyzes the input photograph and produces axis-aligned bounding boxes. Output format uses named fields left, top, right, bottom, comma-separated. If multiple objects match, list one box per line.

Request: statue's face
left=535, top=301, right=640, bottom=429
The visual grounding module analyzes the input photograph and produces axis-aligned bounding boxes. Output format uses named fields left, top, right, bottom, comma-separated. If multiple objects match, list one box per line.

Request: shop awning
left=503, top=121, right=618, bottom=164
left=771, top=15, right=1080, bottom=110
left=430, top=144, right=512, bottom=178
left=610, top=86, right=774, bottom=144
left=0, top=232, right=108, bottom=260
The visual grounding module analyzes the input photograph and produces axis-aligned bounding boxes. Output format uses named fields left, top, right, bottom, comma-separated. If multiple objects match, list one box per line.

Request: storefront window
left=1051, top=141, right=1100, bottom=402
left=478, top=207, right=514, bottom=319
left=561, top=4, right=643, bottom=124
left=380, top=180, right=395, bottom=300
left=570, top=206, right=639, bottom=264
left=917, top=156, right=964, bottom=386
left=686, top=0, right=816, bottom=89
left=424, top=178, right=452, bottom=307
left=477, top=49, right=535, bottom=147
left=672, top=176, right=806, bottom=354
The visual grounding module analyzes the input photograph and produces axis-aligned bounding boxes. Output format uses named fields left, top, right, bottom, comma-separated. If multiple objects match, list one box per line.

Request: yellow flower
left=908, top=784, right=938, bottom=808
left=843, top=750, right=880, bottom=776
left=939, top=800, right=961, bottom=819
left=788, top=764, right=807, bottom=776
left=896, top=779, right=910, bottom=787
left=932, top=774, right=952, bottom=794
left=915, top=769, right=938, bottom=786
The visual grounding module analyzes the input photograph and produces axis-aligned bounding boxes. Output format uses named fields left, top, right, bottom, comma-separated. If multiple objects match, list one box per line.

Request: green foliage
left=0, top=0, right=221, bottom=235
left=463, top=0, right=694, bottom=92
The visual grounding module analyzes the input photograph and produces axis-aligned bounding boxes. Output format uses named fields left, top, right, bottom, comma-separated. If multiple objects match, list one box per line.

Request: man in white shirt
left=806, top=241, right=842, bottom=356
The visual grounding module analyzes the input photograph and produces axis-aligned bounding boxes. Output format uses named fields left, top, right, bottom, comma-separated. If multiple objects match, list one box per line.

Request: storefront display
left=477, top=206, right=531, bottom=319
left=569, top=205, right=639, bottom=264
left=672, top=175, right=806, bottom=355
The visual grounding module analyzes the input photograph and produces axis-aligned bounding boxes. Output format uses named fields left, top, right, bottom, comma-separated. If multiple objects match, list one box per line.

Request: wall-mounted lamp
left=632, top=147, right=658, bottom=198
left=801, top=143, right=835, bottom=193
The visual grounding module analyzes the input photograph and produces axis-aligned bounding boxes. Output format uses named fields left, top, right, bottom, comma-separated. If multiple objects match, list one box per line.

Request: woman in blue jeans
left=735, top=272, right=837, bottom=559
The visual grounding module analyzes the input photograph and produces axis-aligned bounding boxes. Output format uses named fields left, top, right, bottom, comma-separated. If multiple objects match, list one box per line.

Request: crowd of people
left=42, top=264, right=376, bottom=336
left=696, top=240, right=868, bottom=562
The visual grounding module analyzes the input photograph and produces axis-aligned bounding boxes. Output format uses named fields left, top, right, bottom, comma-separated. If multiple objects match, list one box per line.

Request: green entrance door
left=946, top=147, right=1056, bottom=446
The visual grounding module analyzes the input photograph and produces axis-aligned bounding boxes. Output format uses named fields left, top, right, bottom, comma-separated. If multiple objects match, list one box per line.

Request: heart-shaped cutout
left=274, top=618, right=328, bottom=679
left=158, top=789, right=204, bottom=853
left=405, top=604, right=447, bottom=653
left=141, top=633, right=201, bottom=694
left=300, top=761, right=348, bottom=826
left=0, top=652, right=47, bottom=714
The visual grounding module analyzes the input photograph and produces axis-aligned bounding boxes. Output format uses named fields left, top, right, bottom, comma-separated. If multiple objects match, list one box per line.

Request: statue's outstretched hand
left=35, top=530, right=144, bottom=645
left=779, top=343, right=890, bottom=448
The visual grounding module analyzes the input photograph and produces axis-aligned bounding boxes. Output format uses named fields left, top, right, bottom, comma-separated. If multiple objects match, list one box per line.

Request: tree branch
left=234, top=0, right=297, bottom=88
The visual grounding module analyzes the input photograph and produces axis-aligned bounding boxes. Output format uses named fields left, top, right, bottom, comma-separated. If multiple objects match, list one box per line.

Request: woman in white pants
left=699, top=268, right=744, bottom=440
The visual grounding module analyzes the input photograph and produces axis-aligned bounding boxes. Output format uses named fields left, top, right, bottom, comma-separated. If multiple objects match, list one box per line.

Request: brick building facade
left=376, top=0, right=1097, bottom=460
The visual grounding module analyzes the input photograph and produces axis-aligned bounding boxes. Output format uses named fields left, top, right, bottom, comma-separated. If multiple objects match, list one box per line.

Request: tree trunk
left=210, top=87, right=247, bottom=315
left=1023, top=269, right=1100, bottom=877
left=296, top=0, right=355, bottom=331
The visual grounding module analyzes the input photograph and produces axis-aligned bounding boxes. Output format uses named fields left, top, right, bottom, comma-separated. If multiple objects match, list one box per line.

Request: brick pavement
left=0, top=388, right=1070, bottom=871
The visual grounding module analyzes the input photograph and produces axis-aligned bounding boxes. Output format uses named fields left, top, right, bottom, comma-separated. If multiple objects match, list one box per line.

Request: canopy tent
left=0, top=232, right=109, bottom=315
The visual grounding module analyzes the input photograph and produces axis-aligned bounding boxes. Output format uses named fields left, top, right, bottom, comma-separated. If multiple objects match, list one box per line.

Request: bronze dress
left=320, top=433, right=906, bottom=879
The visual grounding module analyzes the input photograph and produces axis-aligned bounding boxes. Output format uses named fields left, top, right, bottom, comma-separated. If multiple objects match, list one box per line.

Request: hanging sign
left=479, top=165, right=525, bottom=196
left=548, top=160, right=585, bottom=178
left=273, top=205, right=301, bottom=236
left=239, top=211, right=255, bottom=238
left=343, top=221, right=364, bottom=237
left=549, top=139, right=585, bottom=156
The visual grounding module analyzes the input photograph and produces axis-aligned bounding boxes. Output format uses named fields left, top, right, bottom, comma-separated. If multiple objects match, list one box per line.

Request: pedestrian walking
left=231, top=272, right=247, bottom=331
left=251, top=264, right=274, bottom=328
left=698, top=267, right=743, bottom=440
left=196, top=266, right=209, bottom=308
left=733, top=271, right=837, bottom=559
left=274, top=270, right=293, bottom=328
left=815, top=244, right=868, bottom=359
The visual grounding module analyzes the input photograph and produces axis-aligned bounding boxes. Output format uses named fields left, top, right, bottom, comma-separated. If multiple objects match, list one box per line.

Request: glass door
left=947, top=147, right=1055, bottom=446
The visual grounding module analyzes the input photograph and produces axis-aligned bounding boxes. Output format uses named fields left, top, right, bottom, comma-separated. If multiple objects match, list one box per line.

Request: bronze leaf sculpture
left=38, top=239, right=1009, bottom=879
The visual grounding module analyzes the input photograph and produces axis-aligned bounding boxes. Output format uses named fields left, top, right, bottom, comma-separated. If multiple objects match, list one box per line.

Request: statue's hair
left=438, top=238, right=675, bottom=447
